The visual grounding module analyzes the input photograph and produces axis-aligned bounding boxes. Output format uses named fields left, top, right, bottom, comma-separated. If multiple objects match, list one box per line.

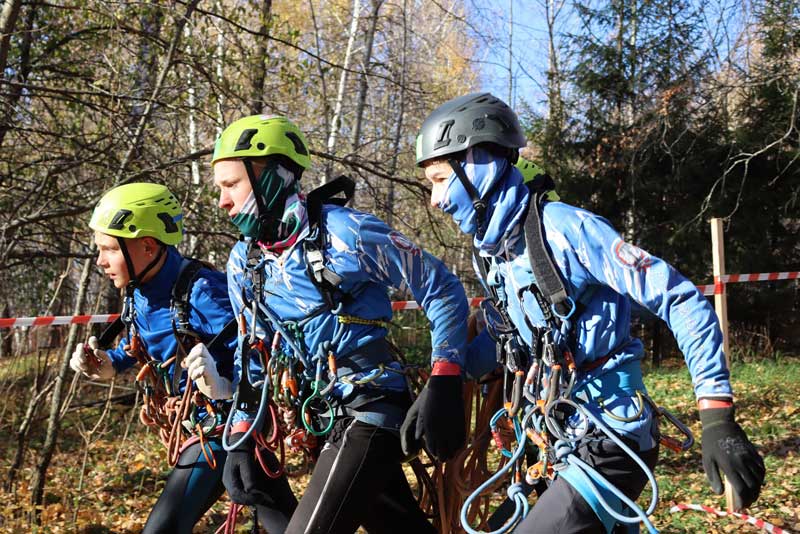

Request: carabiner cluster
left=462, top=300, right=662, bottom=534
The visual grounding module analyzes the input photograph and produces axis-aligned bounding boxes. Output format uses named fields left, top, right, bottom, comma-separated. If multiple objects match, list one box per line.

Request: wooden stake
left=710, top=218, right=737, bottom=512
left=710, top=218, right=731, bottom=370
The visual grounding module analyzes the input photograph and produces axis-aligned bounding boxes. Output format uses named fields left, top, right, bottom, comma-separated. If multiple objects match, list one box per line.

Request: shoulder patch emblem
left=388, top=231, right=421, bottom=256
left=613, top=239, right=652, bottom=271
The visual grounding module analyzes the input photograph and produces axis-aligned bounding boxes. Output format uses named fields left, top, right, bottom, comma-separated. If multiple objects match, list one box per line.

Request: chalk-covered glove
left=185, top=343, right=233, bottom=400
left=700, top=405, right=766, bottom=509
left=400, top=386, right=428, bottom=460
left=415, top=363, right=466, bottom=462
left=223, top=431, right=278, bottom=506
left=69, top=336, right=115, bottom=380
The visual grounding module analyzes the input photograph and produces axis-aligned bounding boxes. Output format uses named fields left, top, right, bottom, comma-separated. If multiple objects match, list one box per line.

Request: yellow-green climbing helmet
left=515, top=157, right=546, bottom=183
left=515, top=157, right=561, bottom=201
left=89, top=183, right=183, bottom=245
left=212, top=115, right=312, bottom=170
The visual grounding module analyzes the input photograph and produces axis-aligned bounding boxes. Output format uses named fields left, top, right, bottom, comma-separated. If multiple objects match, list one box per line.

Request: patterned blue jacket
left=106, top=247, right=237, bottom=394
left=226, top=204, right=469, bottom=429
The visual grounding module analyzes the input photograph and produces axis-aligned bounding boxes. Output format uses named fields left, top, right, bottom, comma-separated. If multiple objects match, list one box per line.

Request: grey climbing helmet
left=415, top=92, right=527, bottom=166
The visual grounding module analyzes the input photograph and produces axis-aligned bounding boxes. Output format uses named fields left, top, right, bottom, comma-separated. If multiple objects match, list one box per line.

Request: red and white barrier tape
left=670, top=503, right=792, bottom=534
left=0, top=314, right=119, bottom=329
left=1, top=271, right=796, bottom=328
left=390, top=297, right=484, bottom=311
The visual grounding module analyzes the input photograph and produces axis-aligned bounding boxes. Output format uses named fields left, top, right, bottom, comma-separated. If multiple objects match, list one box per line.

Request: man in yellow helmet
left=207, top=114, right=471, bottom=533
left=70, top=182, right=297, bottom=533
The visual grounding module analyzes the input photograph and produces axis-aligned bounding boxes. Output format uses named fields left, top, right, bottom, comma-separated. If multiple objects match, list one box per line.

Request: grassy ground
left=0, top=354, right=798, bottom=533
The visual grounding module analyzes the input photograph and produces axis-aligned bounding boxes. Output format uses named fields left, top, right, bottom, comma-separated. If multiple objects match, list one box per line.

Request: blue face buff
left=436, top=147, right=510, bottom=236
left=435, top=147, right=530, bottom=255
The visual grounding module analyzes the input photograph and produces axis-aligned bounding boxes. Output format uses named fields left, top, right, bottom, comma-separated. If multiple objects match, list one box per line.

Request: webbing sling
left=522, top=174, right=575, bottom=319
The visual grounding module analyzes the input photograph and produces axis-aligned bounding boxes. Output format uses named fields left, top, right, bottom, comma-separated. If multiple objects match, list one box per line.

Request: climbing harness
left=222, top=175, right=399, bottom=469
left=459, top=179, right=695, bottom=534
left=93, top=259, right=234, bottom=469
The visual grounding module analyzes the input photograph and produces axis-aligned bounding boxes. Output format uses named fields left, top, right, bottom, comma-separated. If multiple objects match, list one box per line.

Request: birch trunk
left=0, top=0, right=21, bottom=77
left=351, top=0, right=383, bottom=152
left=324, top=0, right=361, bottom=184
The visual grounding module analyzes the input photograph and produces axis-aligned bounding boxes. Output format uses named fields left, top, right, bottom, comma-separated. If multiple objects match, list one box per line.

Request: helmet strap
left=448, top=158, right=488, bottom=240
left=116, top=237, right=165, bottom=289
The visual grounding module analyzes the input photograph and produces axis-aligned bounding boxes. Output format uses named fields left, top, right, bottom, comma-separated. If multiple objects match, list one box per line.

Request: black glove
left=400, top=386, right=428, bottom=460
left=417, top=374, right=466, bottom=462
left=700, top=406, right=766, bottom=509
left=223, top=432, right=275, bottom=506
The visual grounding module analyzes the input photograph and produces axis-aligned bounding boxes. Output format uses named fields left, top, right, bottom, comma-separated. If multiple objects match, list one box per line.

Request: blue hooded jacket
left=446, top=148, right=732, bottom=449
left=106, top=247, right=237, bottom=394
left=226, top=203, right=469, bottom=430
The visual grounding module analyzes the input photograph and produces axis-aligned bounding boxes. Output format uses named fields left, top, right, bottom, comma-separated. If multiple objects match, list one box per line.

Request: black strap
left=171, top=258, right=205, bottom=336
left=97, top=317, right=125, bottom=349
left=303, top=175, right=355, bottom=308
left=522, top=178, right=574, bottom=319
left=305, top=174, right=355, bottom=223
left=449, top=158, right=489, bottom=239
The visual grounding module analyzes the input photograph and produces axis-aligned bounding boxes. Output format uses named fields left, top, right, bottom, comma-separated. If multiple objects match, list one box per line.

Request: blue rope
left=460, top=408, right=534, bottom=534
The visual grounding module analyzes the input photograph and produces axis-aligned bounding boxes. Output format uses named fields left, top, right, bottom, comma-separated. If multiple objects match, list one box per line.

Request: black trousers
left=286, top=418, right=436, bottom=534
left=512, top=438, right=659, bottom=534
left=143, top=439, right=296, bottom=534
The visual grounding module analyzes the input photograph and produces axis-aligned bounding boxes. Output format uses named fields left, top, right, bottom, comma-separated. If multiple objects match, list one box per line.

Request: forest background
left=0, top=0, right=797, bottom=532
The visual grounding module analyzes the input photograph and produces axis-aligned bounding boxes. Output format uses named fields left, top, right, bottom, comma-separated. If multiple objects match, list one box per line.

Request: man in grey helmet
left=408, top=92, right=765, bottom=533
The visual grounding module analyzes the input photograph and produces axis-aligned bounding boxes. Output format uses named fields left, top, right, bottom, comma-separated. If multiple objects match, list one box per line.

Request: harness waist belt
left=335, top=337, right=395, bottom=377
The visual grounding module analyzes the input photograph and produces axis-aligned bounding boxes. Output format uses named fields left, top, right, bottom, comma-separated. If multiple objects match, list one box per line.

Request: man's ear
left=141, top=237, right=160, bottom=256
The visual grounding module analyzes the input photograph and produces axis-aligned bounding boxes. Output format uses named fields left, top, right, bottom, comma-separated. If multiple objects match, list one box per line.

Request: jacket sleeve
left=354, top=213, right=468, bottom=369
left=106, top=333, right=137, bottom=373
left=188, top=272, right=237, bottom=381
left=574, top=213, right=732, bottom=400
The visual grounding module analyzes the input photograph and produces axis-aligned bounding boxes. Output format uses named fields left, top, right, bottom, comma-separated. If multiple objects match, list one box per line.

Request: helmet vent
left=157, top=212, right=179, bottom=234
left=235, top=129, right=258, bottom=151
left=128, top=225, right=136, bottom=232
left=285, top=132, right=309, bottom=156
left=108, top=209, right=132, bottom=230
left=257, top=142, right=265, bottom=150
left=457, top=134, right=466, bottom=143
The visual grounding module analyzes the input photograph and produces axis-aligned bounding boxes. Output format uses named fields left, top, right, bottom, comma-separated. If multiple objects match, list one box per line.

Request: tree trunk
left=29, top=257, right=93, bottom=519
left=385, top=0, right=408, bottom=228
left=184, top=23, right=201, bottom=256
left=324, top=0, right=361, bottom=184
left=0, top=0, right=22, bottom=77
left=309, top=0, right=331, bottom=160
left=0, top=1, right=35, bottom=149
left=249, top=0, right=273, bottom=115
left=350, top=0, right=383, bottom=152
left=545, top=0, right=565, bottom=144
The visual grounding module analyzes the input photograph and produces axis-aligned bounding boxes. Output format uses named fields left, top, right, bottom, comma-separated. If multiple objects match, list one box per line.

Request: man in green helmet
left=70, top=182, right=297, bottom=533
left=204, top=114, right=473, bottom=533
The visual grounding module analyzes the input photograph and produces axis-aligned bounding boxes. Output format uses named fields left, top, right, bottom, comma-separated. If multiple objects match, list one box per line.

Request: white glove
left=185, top=343, right=233, bottom=400
left=69, top=336, right=116, bottom=380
